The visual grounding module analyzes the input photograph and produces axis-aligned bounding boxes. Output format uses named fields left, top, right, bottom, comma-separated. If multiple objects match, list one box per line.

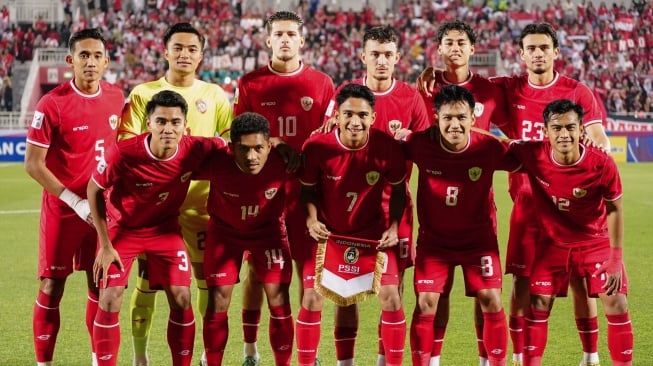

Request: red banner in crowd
left=314, top=234, right=384, bottom=306
left=606, top=116, right=653, bottom=134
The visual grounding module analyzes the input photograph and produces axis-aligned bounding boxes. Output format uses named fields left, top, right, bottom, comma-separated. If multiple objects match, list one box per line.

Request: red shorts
left=530, top=241, right=629, bottom=297
left=38, top=195, right=97, bottom=279
left=392, top=199, right=415, bottom=271
left=302, top=239, right=400, bottom=289
left=285, top=181, right=314, bottom=262
left=100, top=230, right=192, bottom=289
left=414, top=235, right=503, bottom=296
left=505, top=193, right=540, bottom=277
left=204, top=226, right=292, bottom=287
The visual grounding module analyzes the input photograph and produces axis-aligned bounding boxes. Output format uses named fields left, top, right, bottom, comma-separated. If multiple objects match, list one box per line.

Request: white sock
left=429, top=356, right=441, bottom=366
left=337, top=359, right=354, bottom=366
left=92, top=352, right=98, bottom=366
left=581, top=352, right=600, bottom=364
left=244, top=342, right=260, bottom=358
left=513, top=353, right=523, bottom=362
left=479, top=357, right=489, bottom=366
left=37, top=363, right=53, bottom=366
left=376, top=354, right=385, bottom=366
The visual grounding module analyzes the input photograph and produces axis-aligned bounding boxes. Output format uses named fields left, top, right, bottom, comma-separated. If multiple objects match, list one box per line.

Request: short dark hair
left=265, top=11, right=303, bottom=34
left=68, top=28, right=106, bottom=53
left=542, top=99, right=584, bottom=126
left=519, top=22, right=559, bottom=49
left=163, top=22, right=205, bottom=49
left=433, top=85, right=475, bottom=112
left=336, top=84, right=375, bottom=108
left=146, top=90, right=188, bottom=118
left=363, top=25, right=399, bottom=47
left=230, top=112, right=270, bottom=143
left=436, top=20, right=477, bottom=45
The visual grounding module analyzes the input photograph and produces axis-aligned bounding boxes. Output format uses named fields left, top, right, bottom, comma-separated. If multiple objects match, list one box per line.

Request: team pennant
left=315, top=234, right=385, bottom=306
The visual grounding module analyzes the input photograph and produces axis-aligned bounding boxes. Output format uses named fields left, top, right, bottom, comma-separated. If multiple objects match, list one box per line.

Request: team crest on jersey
left=468, top=167, right=482, bottom=182
left=180, top=172, right=192, bottom=183
left=108, top=114, right=119, bottom=130
left=388, top=120, right=402, bottom=133
left=573, top=187, right=587, bottom=198
left=301, top=96, right=314, bottom=111
left=265, top=188, right=278, bottom=199
left=474, top=103, right=485, bottom=117
left=366, top=171, right=380, bottom=185
left=32, top=111, right=45, bottom=129
left=344, top=247, right=359, bottom=264
left=195, top=99, right=208, bottom=113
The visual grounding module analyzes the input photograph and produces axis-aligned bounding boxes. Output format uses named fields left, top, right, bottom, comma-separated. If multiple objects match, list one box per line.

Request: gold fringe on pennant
left=314, top=240, right=385, bottom=306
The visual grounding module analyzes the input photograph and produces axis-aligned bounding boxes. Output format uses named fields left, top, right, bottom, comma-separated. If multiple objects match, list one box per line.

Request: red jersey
left=92, top=134, right=225, bottom=233
left=349, top=77, right=431, bottom=136
left=300, top=129, right=406, bottom=238
left=233, top=62, right=336, bottom=150
left=195, top=148, right=292, bottom=237
left=491, top=72, right=604, bottom=198
left=404, top=129, right=520, bottom=247
left=509, top=141, right=622, bottom=248
left=422, top=71, right=509, bottom=131
left=26, top=80, right=124, bottom=197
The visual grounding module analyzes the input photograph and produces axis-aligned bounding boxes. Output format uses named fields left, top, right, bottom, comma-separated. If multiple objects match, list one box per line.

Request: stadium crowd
left=1, top=0, right=653, bottom=114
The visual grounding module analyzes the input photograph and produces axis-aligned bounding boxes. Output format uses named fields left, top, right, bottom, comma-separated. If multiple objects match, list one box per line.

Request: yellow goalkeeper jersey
left=119, top=76, right=233, bottom=222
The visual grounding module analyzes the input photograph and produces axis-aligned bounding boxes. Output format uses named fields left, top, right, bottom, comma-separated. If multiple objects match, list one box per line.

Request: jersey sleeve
left=385, top=139, right=407, bottom=185
left=91, top=143, right=120, bottom=189
left=233, top=78, right=251, bottom=117
left=320, top=76, right=337, bottom=122
left=193, top=145, right=228, bottom=180
left=410, top=90, right=431, bottom=132
left=215, top=89, right=234, bottom=138
left=118, top=90, right=148, bottom=140
left=494, top=138, right=522, bottom=172
left=299, top=140, right=321, bottom=186
left=26, top=95, right=57, bottom=148
left=600, top=155, right=623, bottom=201
left=575, top=83, right=603, bottom=127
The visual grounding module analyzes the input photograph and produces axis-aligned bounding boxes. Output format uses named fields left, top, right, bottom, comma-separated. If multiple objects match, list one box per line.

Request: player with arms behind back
left=25, top=28, right=124, bottom=366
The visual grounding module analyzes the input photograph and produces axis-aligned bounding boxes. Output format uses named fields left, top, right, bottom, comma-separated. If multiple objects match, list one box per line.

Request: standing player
left=118, top=22, right=233, bottom=366
left=233, top=10, right=335, bottom=365
left=297, top=84, right=407, bottom=366
left=420, top=22, right=610, bottom=366
left=198, top=113, right=294, bottom=366
left=509, top=100, right=633, bottom=366
left=417, top=20, right=510, bottom=366
left=88, top=90, right=226, bottom=366
left=24, top=28, right=124, bottom=366
left=406, top=85, right=517, bottom=366
left=336, top=25, right=430, bottom=366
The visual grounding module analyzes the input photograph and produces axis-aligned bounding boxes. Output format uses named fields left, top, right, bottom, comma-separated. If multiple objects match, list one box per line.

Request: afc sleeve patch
left=31, top=111, right=45, bottom=129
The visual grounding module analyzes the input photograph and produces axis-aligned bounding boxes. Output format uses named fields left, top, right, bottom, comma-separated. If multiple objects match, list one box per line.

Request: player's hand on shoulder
left=580, top=133, right=609, bottom=154
left=416, top=66, right=438, bottom=97
left=273, top=141, right=301, bottom=172
left=313, top=116, right=337, bottom=135
left=393, top=128, right=412, bottom=141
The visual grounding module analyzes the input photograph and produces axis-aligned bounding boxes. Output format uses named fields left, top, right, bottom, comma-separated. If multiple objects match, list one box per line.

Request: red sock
left=33, top=290, right=62, bottom=363
left=483, top=310, right=507, bottom=365
left=377, top=316, right=384, bottom=356
left=606, top=313, right=633, bottom=365
left=381, top=308, right=406, bottom=366
left=509, top=315, right=525, bottom=357
left=576, top=317, right=599, bottom=353
left=203, top=311, right=228, bottom=365
left=168, top=308, right=195, bottom=366
left=296, top=306, right=321, bottom=365
left=86, top=290, right=99, bottom=353
left=93, top=308, right=120, bottom=366
left=242, top=309, right=261, bottom=344
left=432, top=325, right=446, bottom=357
left=269, top=305, right=293, bottom=366
left=475, top=321, right=487, bottom=358
left=410, top=312, right=434, bottom=366
left=334, top=326, right=357, bottom=361
left=524, top=308, right=549, bottom=366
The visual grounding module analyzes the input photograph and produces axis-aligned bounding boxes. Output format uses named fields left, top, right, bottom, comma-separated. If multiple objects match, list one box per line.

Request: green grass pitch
left=1, top=162, right=651, bottom=365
